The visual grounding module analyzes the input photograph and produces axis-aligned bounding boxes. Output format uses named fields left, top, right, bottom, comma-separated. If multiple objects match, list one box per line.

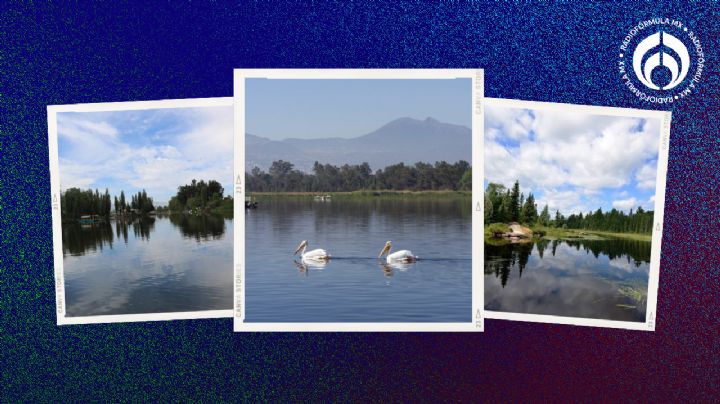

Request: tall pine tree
left=521, top=193, right=538, bottom=224
left=510, top=180, right=521, bottom=222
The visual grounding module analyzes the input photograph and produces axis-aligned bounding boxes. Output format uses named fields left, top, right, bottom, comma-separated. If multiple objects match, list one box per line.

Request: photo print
left=48, top=98, right=234, bottom=324
left=483, top=98, right=670, bottom=330
left=234, top=69, right=484, bottom=331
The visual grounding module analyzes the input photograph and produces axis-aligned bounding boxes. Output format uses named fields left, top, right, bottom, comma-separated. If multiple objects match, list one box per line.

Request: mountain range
left=246, top=117, right=471, bottom=172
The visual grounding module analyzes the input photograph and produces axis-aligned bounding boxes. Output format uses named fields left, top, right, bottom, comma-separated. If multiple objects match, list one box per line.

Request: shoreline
left=64, top=209, right=233, bottom=223
left=484, top=225, right=652, bottom=243
left=248, top=190, right=471, bottom=198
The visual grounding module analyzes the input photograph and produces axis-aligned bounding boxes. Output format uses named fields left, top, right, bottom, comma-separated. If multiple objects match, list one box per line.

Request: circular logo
left=619, top=18, right=704, bottom=104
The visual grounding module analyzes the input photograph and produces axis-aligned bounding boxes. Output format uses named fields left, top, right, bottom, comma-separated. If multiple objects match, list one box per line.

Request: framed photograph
left=234, top=69, right=484, bottom=331
left=48, top=97, right=234, bottom=324
left=483, top=98, right=670, bottom=330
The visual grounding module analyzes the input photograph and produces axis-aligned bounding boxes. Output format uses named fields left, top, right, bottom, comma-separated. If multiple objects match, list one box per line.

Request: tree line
left=485, top=181, right=654, bottom=234
left=246, top=160, right=472, bottom=192
left=161, top=179, right=229, bottom=213
left=61, top=188, right=155, bottom=221
left=119, top=190, right=155, bottom=215
left=61, top=188, right=113, bottom=220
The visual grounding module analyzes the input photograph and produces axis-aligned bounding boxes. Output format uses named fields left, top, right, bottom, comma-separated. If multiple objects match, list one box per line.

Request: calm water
left=62, top=214, right=233, bottom=316
left=246, top=198, right=472, bottom=322
left=485, top=238, right=651, bottom=322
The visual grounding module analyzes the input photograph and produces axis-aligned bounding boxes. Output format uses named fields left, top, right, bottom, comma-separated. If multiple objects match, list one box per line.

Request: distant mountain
left=246, top=117, right=471, bottom=172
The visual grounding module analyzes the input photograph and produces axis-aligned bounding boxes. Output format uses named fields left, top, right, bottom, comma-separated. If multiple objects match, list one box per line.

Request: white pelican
left=378, top=241, right=418, bottom=263
left=293, top=240, right=330, bottom=263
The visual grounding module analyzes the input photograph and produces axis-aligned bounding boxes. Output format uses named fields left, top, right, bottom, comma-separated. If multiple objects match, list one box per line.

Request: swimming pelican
left=293, top=240, right=330, bottom=262
left=378, top=241, right=418, bottom=263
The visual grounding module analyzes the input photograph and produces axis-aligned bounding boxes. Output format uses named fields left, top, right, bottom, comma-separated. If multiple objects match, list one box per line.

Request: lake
left=245, top=197, right=472, bottom=322
left=61, top=214, right=233, bottom=317
left=484, top=237, right=651, bottom=322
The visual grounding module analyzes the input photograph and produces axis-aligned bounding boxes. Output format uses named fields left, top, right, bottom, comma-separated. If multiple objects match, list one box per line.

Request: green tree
left=247, top=160, right=472, bottom=193
left=484, top=192, right=493, bottom=222
left=103, top=188, right=111, bottom=216
left=459, top=169, right=471, bottom=191
left=499, top=191, right=512, bottom=223
left=521, top=193, right=538, bottom=224
left=509, top=180, right=521, bottom=222
left=539, top=204, right=550, bottom=226
left=167, top=179, right=224, bottom=212
left=119, top=191, right=126, bottom=212
left=484, top=183, right=507, bottom=223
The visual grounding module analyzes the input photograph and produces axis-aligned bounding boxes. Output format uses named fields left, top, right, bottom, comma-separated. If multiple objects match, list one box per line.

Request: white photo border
left=48, top=97, right=235, bottom=325
left=234, top=69, right=484, bottom=332
left=482, top=98, right=671, bottom=331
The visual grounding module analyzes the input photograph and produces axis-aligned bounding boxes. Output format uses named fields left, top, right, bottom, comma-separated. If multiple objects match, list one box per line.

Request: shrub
left=488, top=223, right=509, bottom=237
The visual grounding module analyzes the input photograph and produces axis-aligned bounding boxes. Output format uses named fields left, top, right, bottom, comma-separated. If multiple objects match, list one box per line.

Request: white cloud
left=58, top=159, right=98, bottom=190
left=635, top=161, right=657, bottom=190
left=485, top=106, right=661, bottom=213
left=485, top=106, right=533, bottom=142
left=536, top=189, right=588, bottom=216
left=57, top=106, right=233, bottom=203
left=485, top=127, right=501, bottom=141
left=643, top=195, right=657, bottom=211
left=177, top=106, right=234, bottom=162
left=612, top=197, right=639, bottom=212
left=609, top=257, right=649, bottom=274
left=57, top=117, right=118, bottom=141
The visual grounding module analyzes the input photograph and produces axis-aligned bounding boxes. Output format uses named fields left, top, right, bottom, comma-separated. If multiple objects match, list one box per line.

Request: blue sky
left=484, top=105, right=661, bottom=215
left=57, top=105, right=233, bottom=205
left=246, top=78, right=471, bottom=139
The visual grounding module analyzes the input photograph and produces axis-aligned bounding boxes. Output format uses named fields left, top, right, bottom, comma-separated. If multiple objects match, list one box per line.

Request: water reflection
left=61, top=215, right=233, bottom=316
left=62, top=221, right=115, bottom=256
left=484, top=237, right=651, bottom=322
left=292, top=260, right=310, bottom=276
left=292, top=259, right=330, bottom=276
left=64, top=215, right=223, bottom=256
left=378, top=261, right=415, bottom=277
left=131, top=217, right=155, bottom=240
left=562, top=238, right=650, bottom=264
left=255, top=197, right=471, bottom=237
left=291, top=256, right=420, bottom=279
left=168, top=214, right=227, bottom=241
left=115, top=220, right=129, bottom=244
left=485, top=242, right=534, bottom=287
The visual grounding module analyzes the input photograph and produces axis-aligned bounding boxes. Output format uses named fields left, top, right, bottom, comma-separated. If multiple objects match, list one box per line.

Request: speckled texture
left=1, top=2, right=719, bottom=401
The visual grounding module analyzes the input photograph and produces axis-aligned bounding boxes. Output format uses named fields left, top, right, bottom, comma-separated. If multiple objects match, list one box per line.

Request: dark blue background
left=2, top=2, right=718, bottom=400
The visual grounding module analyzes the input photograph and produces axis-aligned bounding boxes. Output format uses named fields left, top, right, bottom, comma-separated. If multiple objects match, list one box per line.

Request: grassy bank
left=576, top=229, right=651, bottom=242
left=532, top=226, right=652, bottom=242
left=248, top=190, right=471, bottom=199
left=484, top=225, right=652, bottom=243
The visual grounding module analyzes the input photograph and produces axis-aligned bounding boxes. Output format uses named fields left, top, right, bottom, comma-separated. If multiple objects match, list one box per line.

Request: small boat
left=245, top=196, right=258, bottom=209
left=78, top=214, right=101, bottom=224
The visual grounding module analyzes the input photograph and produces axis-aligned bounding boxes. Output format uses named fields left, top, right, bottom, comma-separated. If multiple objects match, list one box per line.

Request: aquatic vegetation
left=617, top=285, right=647, bottom=309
